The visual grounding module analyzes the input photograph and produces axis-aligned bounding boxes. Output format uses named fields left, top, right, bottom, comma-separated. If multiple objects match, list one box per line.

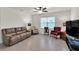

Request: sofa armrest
left=3, top=36, right=12, bottom=46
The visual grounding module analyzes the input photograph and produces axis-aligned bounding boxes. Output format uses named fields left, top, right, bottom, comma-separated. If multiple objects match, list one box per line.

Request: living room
left=0, top=7, right=79, bottom=51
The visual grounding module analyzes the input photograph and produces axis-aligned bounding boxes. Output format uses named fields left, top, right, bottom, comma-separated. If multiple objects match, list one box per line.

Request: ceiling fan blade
left=43, top=10, right=48, bottom=12
left=43, top=7, right=47, bottom=10
left=33, top=7, right=48, bottom=13
left=34, top=8, right=38, bottom=10
left=33, top=8, right=39, bottom=12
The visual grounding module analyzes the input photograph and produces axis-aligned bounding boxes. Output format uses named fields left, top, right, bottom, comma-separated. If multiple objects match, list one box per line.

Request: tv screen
left=71, top=20, right=79, bottom=27
left=66, top=20, right=79, bottom=37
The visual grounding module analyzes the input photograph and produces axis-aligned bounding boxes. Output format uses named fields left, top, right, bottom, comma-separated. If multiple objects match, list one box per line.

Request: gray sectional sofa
left=2, top=27, right=31, bottom=46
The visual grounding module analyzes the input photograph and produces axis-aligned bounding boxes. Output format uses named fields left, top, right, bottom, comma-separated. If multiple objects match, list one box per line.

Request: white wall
left=32, top=10, right=71, bottom=34
left=0, top=8, right=32, bottom=44
left=19, top=11, right=32, bottom=27
left=71, top=7, right=79, bottom=20
left=0, top=9, right=2, bottom=43
left=1, top=8, right=25, bottom=29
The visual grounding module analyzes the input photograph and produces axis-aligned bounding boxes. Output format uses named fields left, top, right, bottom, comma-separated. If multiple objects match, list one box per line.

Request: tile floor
left=0, top=34, right=69, bottom=51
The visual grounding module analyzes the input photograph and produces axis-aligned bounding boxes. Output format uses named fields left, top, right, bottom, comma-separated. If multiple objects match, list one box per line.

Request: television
left=66, top=20, right=79, bottom=37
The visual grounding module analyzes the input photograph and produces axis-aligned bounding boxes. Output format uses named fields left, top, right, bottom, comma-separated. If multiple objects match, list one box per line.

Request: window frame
left=40, top=16, right=56, bottom=29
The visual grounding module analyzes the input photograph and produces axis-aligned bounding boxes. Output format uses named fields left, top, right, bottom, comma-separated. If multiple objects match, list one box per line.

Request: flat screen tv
left=66, top=20, right=79, bottom=37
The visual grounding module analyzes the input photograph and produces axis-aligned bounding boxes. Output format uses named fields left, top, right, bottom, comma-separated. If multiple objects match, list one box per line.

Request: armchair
left=31, top=26, right=39, bottom=35
left=50, top=27, right=61, bottom=38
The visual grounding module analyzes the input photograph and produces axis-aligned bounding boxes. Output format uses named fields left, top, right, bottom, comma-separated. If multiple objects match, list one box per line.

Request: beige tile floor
left=0, top=34, right=69, bottom=51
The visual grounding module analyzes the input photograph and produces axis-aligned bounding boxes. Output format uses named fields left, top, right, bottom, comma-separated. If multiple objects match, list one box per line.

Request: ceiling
left=10, top=7, right=33, bottom=11
left=9, top=7, right=71, bottom=14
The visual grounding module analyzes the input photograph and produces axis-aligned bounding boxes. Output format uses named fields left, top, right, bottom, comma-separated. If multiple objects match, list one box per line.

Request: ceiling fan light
left=38, top=11, right=43, bottom=14
left=37, top=7, right=40, bottom=10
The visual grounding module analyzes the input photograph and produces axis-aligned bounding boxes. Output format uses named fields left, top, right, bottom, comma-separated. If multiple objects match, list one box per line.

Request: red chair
left=50, top=27, right=61, bottom=38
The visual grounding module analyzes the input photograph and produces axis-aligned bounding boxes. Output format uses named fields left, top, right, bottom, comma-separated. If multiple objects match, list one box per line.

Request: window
left=40, top=17, right=55, bottom=29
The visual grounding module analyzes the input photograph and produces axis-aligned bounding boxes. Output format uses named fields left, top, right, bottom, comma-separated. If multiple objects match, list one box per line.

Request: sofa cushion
left=10, top=36, right=18, bottom=45
left=16, top=27, right=22, bottom=32
left=5, top=33, right=16, bottom=36
left=22, top=30, right=26, bottom=33
left=6, top=28, right=15, bottom=34
left=21, top=27, right=27, bottom=30
left=16, top=31, right=23, bottom=34
left=16, top=35, right=21, bottom=41
left=20, top=33, right=27, bottom=39
left=5, top=35, right=11, bottom=40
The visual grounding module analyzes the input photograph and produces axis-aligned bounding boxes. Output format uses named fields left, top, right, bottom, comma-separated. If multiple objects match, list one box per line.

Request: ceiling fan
left=33, top=7, right=48, bottom=13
